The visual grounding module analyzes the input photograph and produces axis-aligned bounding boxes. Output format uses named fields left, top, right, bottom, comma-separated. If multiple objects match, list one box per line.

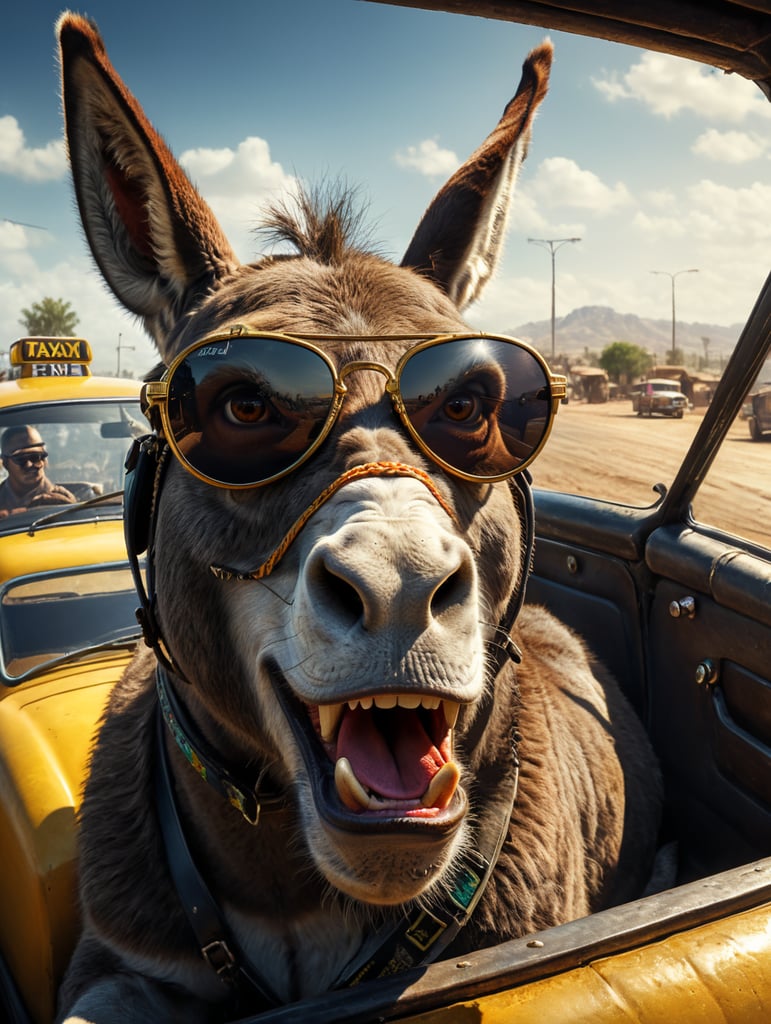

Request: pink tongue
left=336, top=706, right=444, bottom=799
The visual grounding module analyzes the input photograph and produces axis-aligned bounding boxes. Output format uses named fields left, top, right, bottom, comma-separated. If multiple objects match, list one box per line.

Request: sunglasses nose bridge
left=337, top=360, right=397, bottom=398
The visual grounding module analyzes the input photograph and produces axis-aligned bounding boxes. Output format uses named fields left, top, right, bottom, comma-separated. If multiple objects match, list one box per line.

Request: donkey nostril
left=431, top=564, right=472, bottom=619
left=313, top=563, right=365, bottom=629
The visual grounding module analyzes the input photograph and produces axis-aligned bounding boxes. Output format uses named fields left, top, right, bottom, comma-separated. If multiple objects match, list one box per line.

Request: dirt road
left=528, top=400, right=771, bottom=549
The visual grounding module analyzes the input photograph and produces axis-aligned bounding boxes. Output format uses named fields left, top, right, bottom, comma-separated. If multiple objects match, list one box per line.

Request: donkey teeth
left=443, top=700, right=460, bottom=730
left=334, top=756, right=461, bottom=813
left=318, top=695, right=461, bottom=743
left=335, top=756, right=371, bottom=811
left=319, top=703, right=344, bottom=743
left=421, top=761, right=461, bottom=809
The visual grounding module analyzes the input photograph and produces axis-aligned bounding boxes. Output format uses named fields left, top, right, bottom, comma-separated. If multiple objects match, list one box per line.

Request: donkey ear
left=401, top=41, right=552, bottom=311
left=57, top=12, right=239, bottom=349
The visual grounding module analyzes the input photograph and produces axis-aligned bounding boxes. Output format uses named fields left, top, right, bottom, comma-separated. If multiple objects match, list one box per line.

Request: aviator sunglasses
left=4, top=450, right=48, bottom=467
left=143, top=327, right=567, bottom=489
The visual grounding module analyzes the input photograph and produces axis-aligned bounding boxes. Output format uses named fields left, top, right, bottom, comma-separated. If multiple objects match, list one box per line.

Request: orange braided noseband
left=209, top=461, right=458, bottom=582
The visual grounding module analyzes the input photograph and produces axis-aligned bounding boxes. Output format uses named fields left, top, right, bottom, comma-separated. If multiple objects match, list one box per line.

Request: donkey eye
left=442, top=392, right=481, bottom=423
left=222, top=388, right=270, bottom=425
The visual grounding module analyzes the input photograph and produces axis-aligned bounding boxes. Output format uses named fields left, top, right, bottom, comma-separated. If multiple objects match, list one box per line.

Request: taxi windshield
left=0, top=400, right=144, bottom=522
left=0, top=564, right=140, bottom=682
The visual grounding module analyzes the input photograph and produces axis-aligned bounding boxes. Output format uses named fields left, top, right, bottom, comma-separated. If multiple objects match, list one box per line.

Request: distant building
left=648, top=365, right=721, bottom=407
left=569, top=366, right=609, bottom=403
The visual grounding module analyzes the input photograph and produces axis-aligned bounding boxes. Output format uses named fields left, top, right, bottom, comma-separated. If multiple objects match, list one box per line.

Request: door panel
left=529, top=493, right=771, bottom=887
left=526, top=536, right=647, bottom=718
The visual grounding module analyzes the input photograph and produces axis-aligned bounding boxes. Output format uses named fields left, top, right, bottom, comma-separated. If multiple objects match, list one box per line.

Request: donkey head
left=59, top=13, right=556, bottom=908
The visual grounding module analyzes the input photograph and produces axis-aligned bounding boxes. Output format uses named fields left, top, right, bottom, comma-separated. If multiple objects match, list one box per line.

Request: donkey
left=56, top=12, right=661, bottom=1023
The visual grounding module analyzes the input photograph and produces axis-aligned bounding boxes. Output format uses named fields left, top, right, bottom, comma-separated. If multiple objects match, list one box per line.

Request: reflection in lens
left=399, top=338, right=551, bottom=477
left=165, top=337, right=335, bottom=485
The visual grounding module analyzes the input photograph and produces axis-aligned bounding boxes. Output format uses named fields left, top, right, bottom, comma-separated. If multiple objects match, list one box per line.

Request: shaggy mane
left=259, top=183, right=381, bottom=265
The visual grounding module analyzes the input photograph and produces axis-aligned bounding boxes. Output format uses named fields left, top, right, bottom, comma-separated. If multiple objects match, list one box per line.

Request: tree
left=599, top=341, right=653, bottom=384
left=19, top=297, right=79, bottom=337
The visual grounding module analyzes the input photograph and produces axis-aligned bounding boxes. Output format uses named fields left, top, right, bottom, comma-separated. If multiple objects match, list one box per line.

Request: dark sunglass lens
left=165, top=337, right=335, bottom=485
left=399, top=338, right=551, bottom=477
left=10, top=452, right=47, bottom=466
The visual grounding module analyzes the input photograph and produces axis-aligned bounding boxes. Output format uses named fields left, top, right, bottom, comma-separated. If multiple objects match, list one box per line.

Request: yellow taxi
left=0, top=339, right=144, bottom=1023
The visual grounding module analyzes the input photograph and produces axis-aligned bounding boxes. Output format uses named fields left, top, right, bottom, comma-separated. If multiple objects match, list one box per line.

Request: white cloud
left=645, top=188, right=677, bottom=210
left=0, top=116, right=66, bottom=182
left=394, top=138, right=458, bottom=177
left=691, top=128, right=767, bottom=163
left=180, top=136, right=296, bottom=259
left=593, top=51, right=770, bottom=123
left=181, top=137, right=288, bottom=190
left=528, top=157, right=633, bottom=213
left=0, top=134, right=297, bottom=372
left=181, top=147, right=236, bottom=177
left=507, top=190, right=549, bottom=233
left=632, top=210, right=688, bottom=238
left=471, top=160, right=771, bottom=330
left=633, top=179, right=771, bottom=244
left=0, top=219, right=34, bottom=255
left=0, top=251, right=156, bottom=376
left=688, top=179, right=771, bottom=240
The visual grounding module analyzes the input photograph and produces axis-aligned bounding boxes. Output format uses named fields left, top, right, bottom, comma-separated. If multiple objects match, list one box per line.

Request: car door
left=527, top=275, right=771, bottom=891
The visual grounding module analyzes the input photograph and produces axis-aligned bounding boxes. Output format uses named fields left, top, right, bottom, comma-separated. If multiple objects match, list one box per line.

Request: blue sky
left=2, top=1, right=771, bottom=375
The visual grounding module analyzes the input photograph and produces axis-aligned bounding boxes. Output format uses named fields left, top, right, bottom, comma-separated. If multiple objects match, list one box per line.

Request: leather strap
left=155, top=695, right=518, bottom=1001
left=154, top=706, right=280, bottom=1009
left=332, top=763, right=518, bottom=987
left=156, top=666, right=284, bottom=825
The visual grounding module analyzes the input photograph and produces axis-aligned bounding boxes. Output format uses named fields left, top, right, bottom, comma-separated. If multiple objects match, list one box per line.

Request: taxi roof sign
left=10, top=337, right=93, bottom=378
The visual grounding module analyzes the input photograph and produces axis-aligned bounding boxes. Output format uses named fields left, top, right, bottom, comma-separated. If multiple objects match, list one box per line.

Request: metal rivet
left=527, top=939, right=544, bottom=948
left=455, top=961, right=472, bottom=969
left=669, top=596, right=696, bottom=619
left=695, top=659, right=718, bottom=686
left=566, top=555, right=578, bottom=574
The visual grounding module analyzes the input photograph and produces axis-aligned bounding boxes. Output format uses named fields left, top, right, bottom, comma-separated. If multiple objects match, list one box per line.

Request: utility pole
left=116, top=333, right=135, bottom=377
left=650, top=268, right=699, bottom=361
left=528, top=237, right=581, bottom=362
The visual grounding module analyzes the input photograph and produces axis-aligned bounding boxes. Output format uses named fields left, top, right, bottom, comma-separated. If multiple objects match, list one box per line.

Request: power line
left=2, top=218, right=48, bottom=231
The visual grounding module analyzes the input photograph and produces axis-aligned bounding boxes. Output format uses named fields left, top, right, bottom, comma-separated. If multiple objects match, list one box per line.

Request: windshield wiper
left=28, top=489, right=125, bottom=535
left=4, top=630, right=142, bottom=687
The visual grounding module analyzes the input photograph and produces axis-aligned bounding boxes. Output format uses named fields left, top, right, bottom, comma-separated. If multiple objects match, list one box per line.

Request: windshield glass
left=529, top=396, right=701, bottom=507
left=0, top=564, right=140, bottom=682
left=0, top=400, right=143, bottom=519
left=691, top=380, right=771, bottom=551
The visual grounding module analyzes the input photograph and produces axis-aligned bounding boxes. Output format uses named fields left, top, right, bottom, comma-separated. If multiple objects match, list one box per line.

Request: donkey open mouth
left=292, top=680, right=464, bottom=820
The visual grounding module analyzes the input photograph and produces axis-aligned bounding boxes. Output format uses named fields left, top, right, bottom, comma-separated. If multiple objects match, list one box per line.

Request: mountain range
left=510, top=305, right=742, bottom=369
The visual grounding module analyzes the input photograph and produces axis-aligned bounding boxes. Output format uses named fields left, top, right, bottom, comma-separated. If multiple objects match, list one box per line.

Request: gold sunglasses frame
left=143, top=325, right=567, bottom=489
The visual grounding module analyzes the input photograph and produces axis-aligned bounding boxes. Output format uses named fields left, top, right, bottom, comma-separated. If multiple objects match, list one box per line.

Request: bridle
left=125, top=433, right=532, bottom=683
left=123, top=432, right=533, bottom=1008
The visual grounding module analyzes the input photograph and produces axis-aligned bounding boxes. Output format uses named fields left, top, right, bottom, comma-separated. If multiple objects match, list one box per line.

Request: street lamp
left=116, top=333, right=135, bottom=377
left=650, top=268, right=699, bottom=362
left=528, top=237, right=581, bottom=362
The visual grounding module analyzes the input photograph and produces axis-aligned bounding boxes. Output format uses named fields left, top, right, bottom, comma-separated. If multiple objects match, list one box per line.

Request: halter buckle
left=202, top=939, right=238, bottom=982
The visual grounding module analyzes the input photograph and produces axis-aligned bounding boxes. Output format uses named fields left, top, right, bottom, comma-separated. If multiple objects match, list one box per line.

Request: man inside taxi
left=0, top=426, right=78, bottom=516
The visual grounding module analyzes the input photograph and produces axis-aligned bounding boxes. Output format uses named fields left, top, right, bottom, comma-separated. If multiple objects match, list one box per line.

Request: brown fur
left=55, top=13, right=660, bottom=1023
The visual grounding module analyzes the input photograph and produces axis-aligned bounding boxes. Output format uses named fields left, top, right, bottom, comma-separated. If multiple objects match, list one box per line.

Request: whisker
left=257, top=578, right=295, bottom=606
left=480, top=620, right=522, bottom=663
left=480, top=618, right=515, bottom=638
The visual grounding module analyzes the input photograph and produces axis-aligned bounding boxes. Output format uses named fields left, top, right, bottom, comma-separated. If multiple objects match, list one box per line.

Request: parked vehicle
left=748, top=387, right=771, bottom=440
left=0, top=339, right=143, bottom=1024
left=631, top=378, right=688, bottom=418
